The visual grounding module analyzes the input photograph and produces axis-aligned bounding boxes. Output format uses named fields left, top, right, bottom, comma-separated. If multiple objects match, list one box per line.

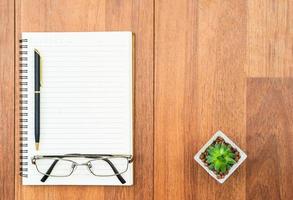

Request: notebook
left=19, top=32, right=134, bottom=185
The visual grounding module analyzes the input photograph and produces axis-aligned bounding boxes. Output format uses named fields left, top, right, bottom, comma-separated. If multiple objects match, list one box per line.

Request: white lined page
left=22, top=32, right=133, bottom=185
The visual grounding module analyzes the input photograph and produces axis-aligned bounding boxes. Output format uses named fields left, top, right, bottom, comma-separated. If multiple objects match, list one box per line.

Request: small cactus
left=206, top=142, right=236, bottom=174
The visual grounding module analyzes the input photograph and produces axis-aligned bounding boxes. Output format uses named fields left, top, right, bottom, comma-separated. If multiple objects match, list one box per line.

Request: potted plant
left=194, top=130, right=247, bottom=183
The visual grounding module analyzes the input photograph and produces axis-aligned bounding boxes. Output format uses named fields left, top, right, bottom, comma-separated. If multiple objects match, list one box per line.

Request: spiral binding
left=19, top=39, right=28, bottom=178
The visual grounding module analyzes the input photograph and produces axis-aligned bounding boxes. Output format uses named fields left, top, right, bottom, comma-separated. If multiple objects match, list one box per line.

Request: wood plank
left=154, top=0, right=197, bottom=199
left=155, top=0, right=246, bottom=199
left=15, top=0, right=153, bottom=200
left=246, top=0, right=293, bottom=77
left=0, top=0, right=15, bottom=199
left=196, top=1, right=247, bottom=198
left=247, top=78, right=293, bottom=200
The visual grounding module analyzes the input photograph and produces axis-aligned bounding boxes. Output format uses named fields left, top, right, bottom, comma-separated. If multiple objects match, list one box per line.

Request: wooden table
left=0, top=0, right=292, bottom=199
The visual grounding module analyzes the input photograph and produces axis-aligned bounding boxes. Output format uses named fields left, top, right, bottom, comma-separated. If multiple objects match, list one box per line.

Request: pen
left=34, top=49, right=41, bottom=150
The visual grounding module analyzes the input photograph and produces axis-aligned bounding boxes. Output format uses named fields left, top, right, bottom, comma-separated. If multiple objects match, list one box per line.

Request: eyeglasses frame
left=31, top=153, right=133, bottom=184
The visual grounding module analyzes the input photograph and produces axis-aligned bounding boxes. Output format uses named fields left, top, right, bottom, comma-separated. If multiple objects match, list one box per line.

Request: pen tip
left=35, top=143, right=39, bottom=151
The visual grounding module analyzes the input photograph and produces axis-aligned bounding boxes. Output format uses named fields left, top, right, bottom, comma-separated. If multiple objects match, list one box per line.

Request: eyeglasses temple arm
left=40, top=159, right=59, bottom=182
left=103, top=158, right=126, bottom=184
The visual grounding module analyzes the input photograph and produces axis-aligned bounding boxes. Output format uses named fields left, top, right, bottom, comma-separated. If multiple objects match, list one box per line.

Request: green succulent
left=206, top=143, right=236, bottom=174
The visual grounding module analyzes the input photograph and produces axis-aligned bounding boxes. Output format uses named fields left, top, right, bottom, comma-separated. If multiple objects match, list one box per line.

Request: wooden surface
left=155, top=1, right=246, bottom=199
left=246, top=0, right=293, bottom=77
left=0, top=0, right=292, bottom=199
left=247, top=78, right=293, bottom=200
left=0, top=0, right=15, bottom=200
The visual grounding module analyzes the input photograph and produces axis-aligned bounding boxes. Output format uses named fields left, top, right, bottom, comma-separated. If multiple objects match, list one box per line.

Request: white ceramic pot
left=194, top=130, right=247, bottom=184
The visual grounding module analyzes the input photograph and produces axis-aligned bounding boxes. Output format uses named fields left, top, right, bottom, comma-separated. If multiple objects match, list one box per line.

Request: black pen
left=34, top=49, right=41, bottom=150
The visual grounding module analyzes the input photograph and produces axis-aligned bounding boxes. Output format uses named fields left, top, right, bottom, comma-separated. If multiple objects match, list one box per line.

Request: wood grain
left=15, top=0, right=153, bottom=200
left=196, top=1, right=247, bottom=199
left=247, top=78, right=293, bottom=200
left=0, top=0, right=291, bottom=199
left=246, top=0, right=293, bottom=77
left=0, top=0, right=15, bottom=199
left=154, top=1, right=198, bottom=199
left=155, top=1, right=246, bottom=199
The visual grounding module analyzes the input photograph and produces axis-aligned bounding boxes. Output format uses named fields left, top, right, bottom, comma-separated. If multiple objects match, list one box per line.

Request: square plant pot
left=194, top=130, right=247, bottom=184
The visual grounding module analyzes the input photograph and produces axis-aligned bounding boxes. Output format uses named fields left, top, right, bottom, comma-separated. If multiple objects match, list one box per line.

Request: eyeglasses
left=31, top=153, right=133, bottom=184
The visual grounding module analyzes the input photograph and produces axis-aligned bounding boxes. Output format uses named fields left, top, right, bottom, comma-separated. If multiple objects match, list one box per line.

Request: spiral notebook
left=19, top=32, right=134, bottom=185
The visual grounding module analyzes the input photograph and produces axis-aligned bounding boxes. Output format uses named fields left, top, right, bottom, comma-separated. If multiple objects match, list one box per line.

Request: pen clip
left=35, top=49, right=43, bottom=87
left=40, top=55, right=43, bottom=87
